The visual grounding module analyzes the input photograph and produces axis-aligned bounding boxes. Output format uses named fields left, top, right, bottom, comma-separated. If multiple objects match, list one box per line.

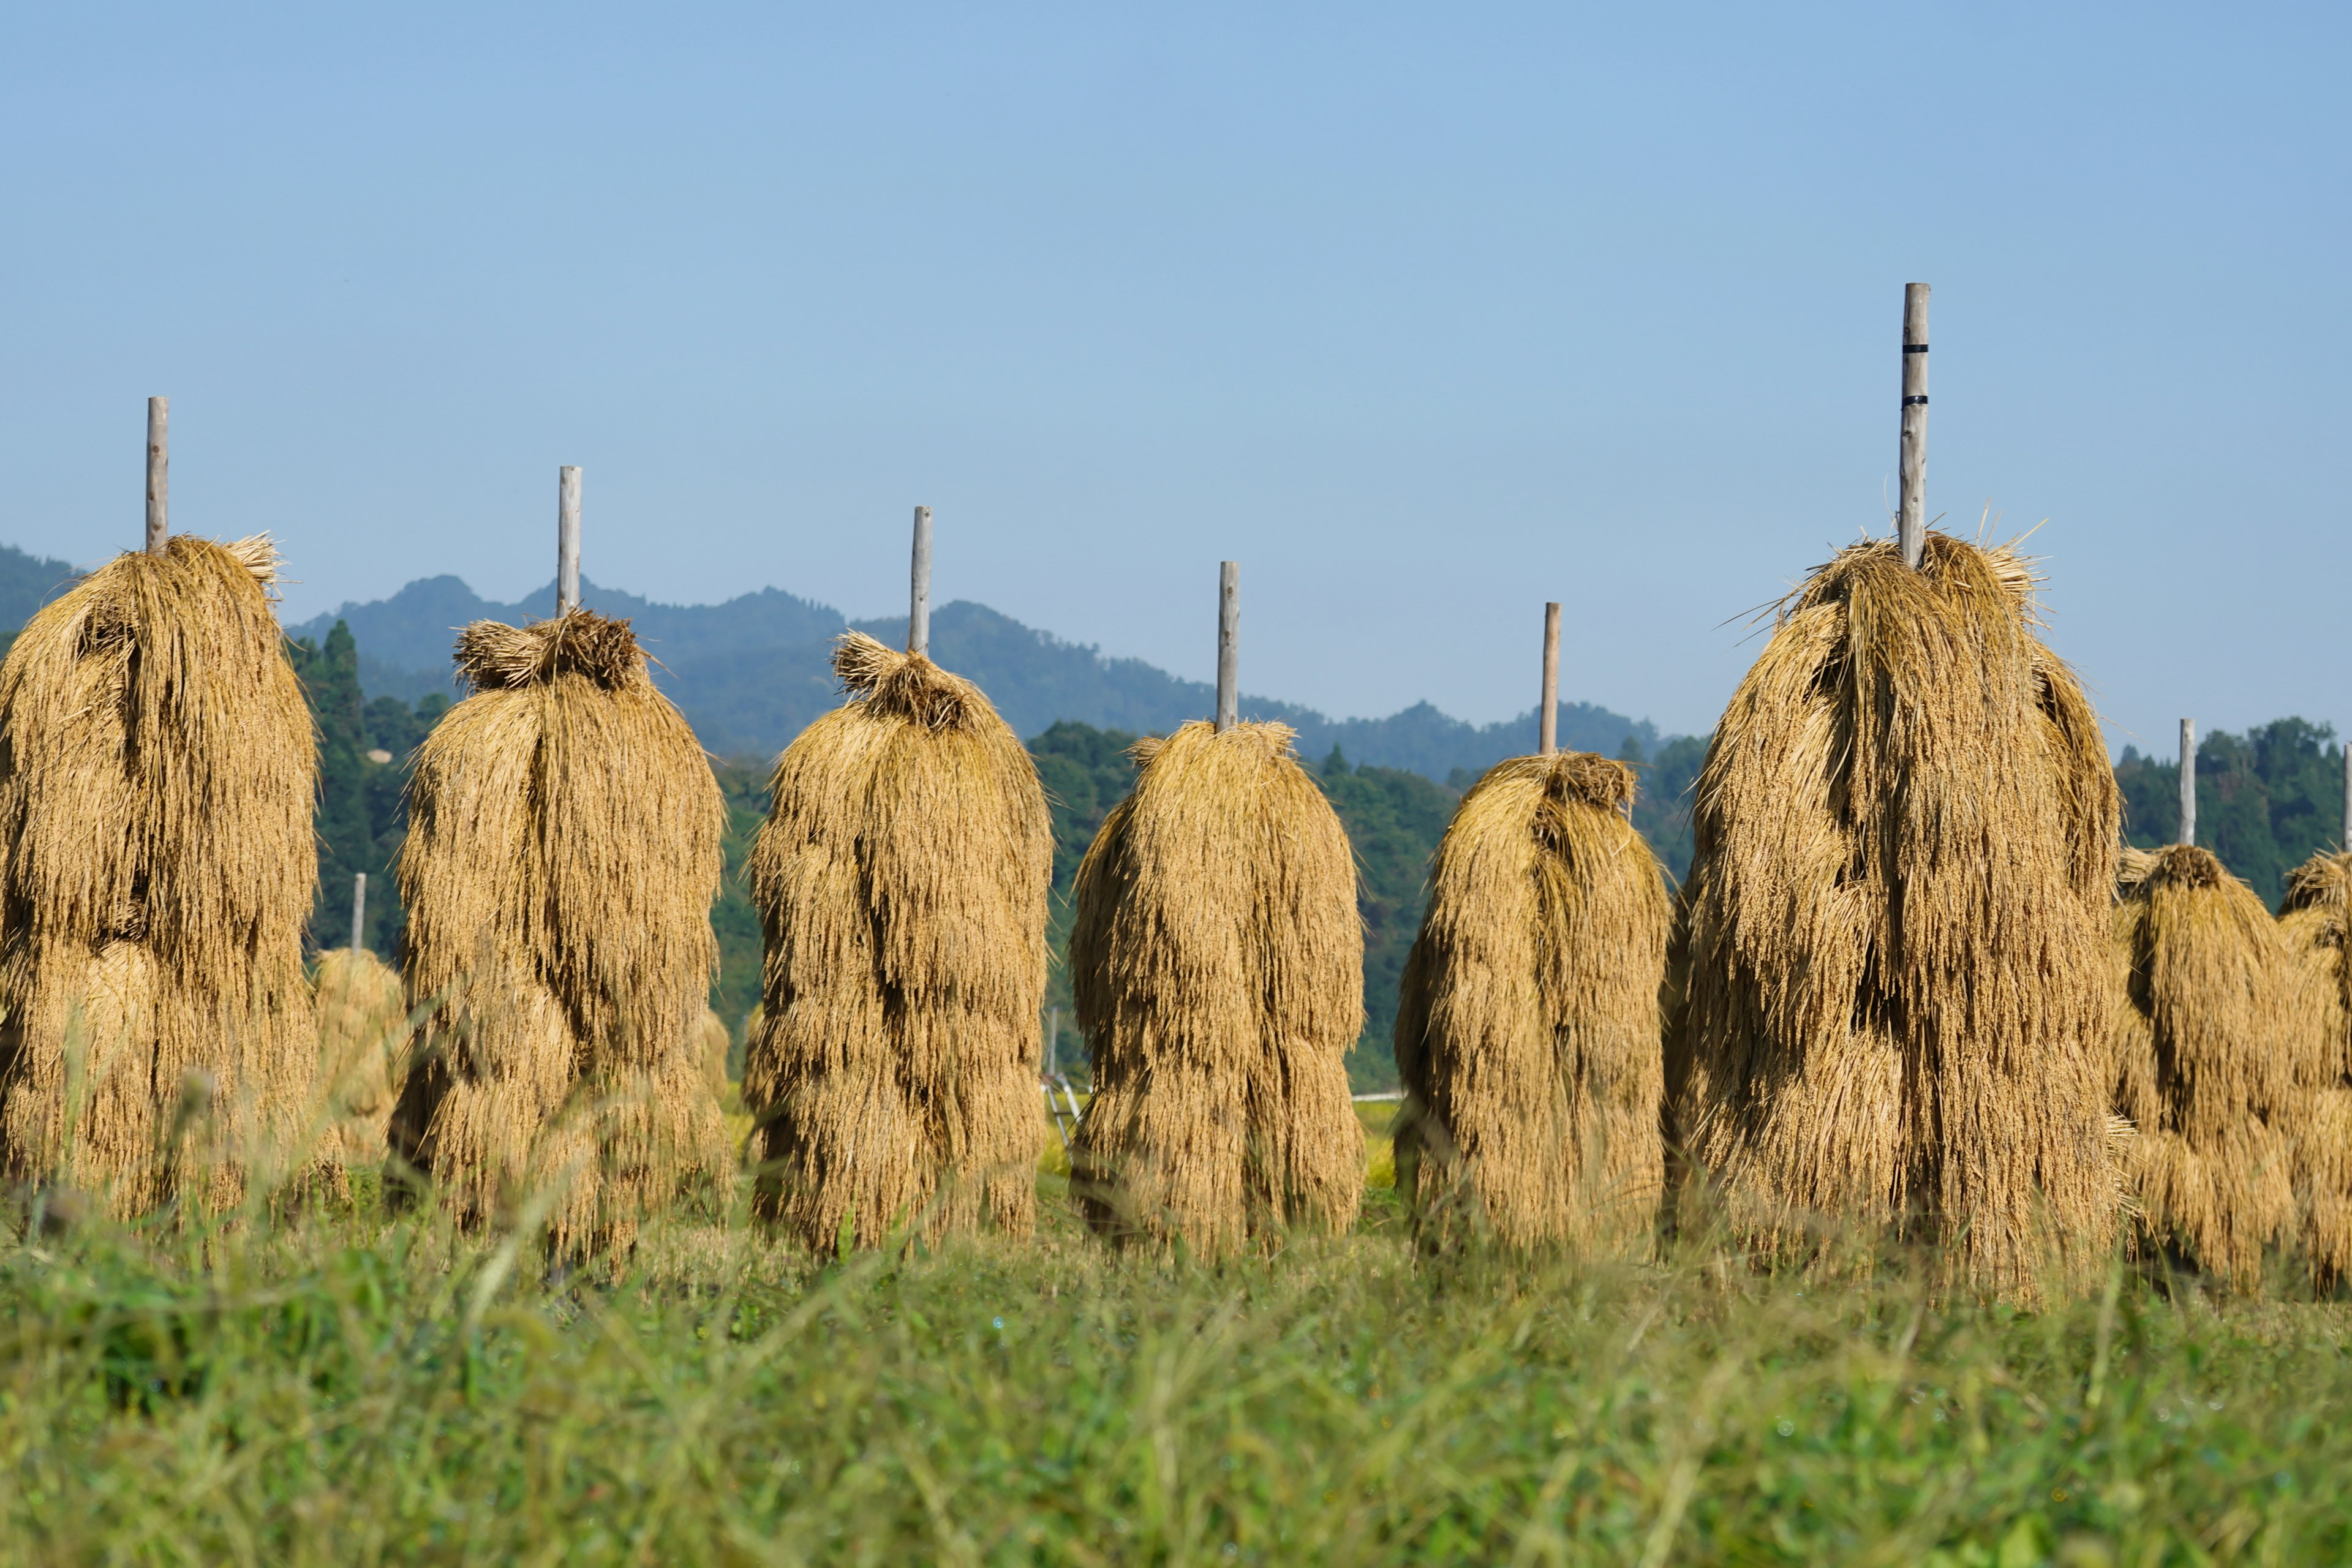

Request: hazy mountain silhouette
left=279, top=572, right=1670, bottom=778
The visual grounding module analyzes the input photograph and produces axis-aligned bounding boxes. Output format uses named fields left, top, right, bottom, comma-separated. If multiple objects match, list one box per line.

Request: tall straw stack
left=0, top=536, right=321, bottom=1214
left=1393, top=752, right=1668, bottom=1250
left=314, top=946, right=410, bottom=1164
left=390, top=611, right=729, bottom=1254
left=2110, top=845, right=2323, bottom=1287
left=743, top=633, right=1051, bottom=1247
left=1676, top=533, right=2121, bottom=1304
left=2277, top=850, right=2352, bottom=1285
left=1069, top=720, right=1365, bottom=1255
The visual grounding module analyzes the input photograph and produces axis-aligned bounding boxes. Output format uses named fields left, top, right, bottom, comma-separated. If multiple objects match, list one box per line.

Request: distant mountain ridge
left=276, top=561, right=1672, bottom=781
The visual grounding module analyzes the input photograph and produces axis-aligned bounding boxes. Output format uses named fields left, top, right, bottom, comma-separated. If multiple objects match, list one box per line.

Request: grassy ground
left=4, top=1146, right=2350, bottom=1564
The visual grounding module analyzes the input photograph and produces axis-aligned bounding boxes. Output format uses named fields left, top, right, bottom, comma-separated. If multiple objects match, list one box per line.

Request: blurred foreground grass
left=2, top=1162, right=2349, bottom=1565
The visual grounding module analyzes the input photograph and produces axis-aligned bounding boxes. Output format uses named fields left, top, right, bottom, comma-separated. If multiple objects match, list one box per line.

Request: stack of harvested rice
left=744, top=633, right=1050, bottom=1248
left=1394, top=750, right=1668, bottom=1250
left=1069, top=720, right=1363, bottom=1255
left=2277, top=850, right=2352, bottom=1285
left=0, top=536, right=321, bottom=1213
left=698, top=1008, right=733, bottom=1100
left=314, top=946, right=410, bottom=1164
left=2110, top=845, right=2324, bottom=1287
left=1676, top=533, right=2120, bottom=1304
left=390, top=611, right=728, bottom=1254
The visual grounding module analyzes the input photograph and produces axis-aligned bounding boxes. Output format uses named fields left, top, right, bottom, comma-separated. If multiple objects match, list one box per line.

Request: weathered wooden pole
left=556, top=466, right=582, bottom=615
left=1044, top=1005, right=1061, bottom=1079
left=2179, top=718, right=2197, bottom=846
left=2342, top=739, right=2350, bottom=849
left=145, top=397, right=169, bottom=554
left=909, top=505, right=933, bottom=657
left=1899, top=283, right=1930, bottom=570
left=352, top=872, right=369, bottom=954
left=1215, top=561, right=1239, bottom=733
left=1539, top=601, right=1561, bottom=756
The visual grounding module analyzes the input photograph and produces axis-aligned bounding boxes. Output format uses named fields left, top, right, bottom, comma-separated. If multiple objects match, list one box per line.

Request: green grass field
left=4, top=1125, right=2350, bottom=1566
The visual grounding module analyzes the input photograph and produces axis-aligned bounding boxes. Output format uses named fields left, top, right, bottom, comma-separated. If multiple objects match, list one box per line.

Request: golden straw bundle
left=1676, top=533, right=2120, bottom=1304
left=0, top=536, right=321, bottom=1215
left=1069, top=720, right=1363, bottom=1255
left=1393, top=750, right=1668, bottom=1250
left=744, top=633, right=1050, bottom=1248
left=314, top=946, right=410, bottom=1164
left=2109, top=845, right=2322, bottom=1287
left=390, top=610, right=728, bottom=1254
left=2278, top=850, right=2352, bottom=1286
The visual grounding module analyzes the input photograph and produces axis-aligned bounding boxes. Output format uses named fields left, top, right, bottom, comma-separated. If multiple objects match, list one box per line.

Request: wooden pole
left=909, top=505, right=933, bottom=657
left=351, top=872, right=368, bottom=954
left=1216, top=561, right=1239, bottom=733
left=2342, top=739, right=2350, bottom=850
left=556, top=466, right=582, bottom=615
left=2179, top=718, right=2196, bottom=846
left=1898, top=283, right=1930, bottom=570
left=1044, top=1005, right=1060, bottom=1079
left=1539, top=602, right=1561, bottom=756
left=145, top=397, right=169, bottom=554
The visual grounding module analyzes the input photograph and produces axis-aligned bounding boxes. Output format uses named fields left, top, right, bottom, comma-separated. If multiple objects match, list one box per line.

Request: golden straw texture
left=2110, top=846, right=2322, bottom=1288
left=698, top=1008, right=733, bottom=1100
left=314, top=946, right=410, bottom=1164
left=390, top=609, right=728, bottom=1255
left=2278, top=850, right=2352, bottom=1285
left=744, top=633, right=1050, bottom=1248
left=1069, top=720, right=1364, bottom=1256
left=0, top=536, right=322, bottom=1215
left=1676, top=532, right=2121, bottom=1305
left=1394, top=751, right=1668, bottom=1251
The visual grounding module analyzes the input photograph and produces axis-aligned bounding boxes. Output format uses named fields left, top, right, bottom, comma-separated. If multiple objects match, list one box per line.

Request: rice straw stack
left=1394, top=750, right=1668, bottom=1250
left=2278, top=850, right=2352, bottom=1286
left=1676, top=532, right=2122, bottom=1305
left=1069, top=720, right=1364, bottom=1255
left=744, top=633, right=1051, bottom=1247
left=2110, top=845, right=2323, bottom=1287
left=0, top=535, right=322, bottom=1214
left=390, top=610, right=729, bottom=1254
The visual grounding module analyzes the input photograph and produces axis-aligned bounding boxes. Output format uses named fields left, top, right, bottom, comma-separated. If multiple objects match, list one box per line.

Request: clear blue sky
left=2, top=3, right=2343, bottom=747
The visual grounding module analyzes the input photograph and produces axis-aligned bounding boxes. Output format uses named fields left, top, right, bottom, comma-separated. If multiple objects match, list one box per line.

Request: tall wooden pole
left=556, top=466, right=582, bottom=615
left=909, top=505, right=933, bottom=657
left=352, top=872, right=368, bottom=954
left=1898, top=283, right=1930, bottom=570
left=2341, top=739, right=2349, bottom=850
left=1215, top=561, right=1239, bottom=733
left=145, top=397, right=169, bottom=554
left=2179, top=718, right=2197, bottom=846
left=1539, top=602, right=1561, bottom=757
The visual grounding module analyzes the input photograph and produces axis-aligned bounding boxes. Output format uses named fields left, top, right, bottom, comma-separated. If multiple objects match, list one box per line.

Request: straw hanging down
left=390, top=609, right=729, bottom=1255
left=2277, top=850, right=2352, bottom=1286
left=743, top=631, right=1052, bottom=1246
left=1393, top=750, right=1668, bottom=1250
left=1069, top=719, right=1365, bottom=1254
left=1675, top=532, right=2122, bottom=1305
left=0, top=533, right=323, bottom=1213
left=313, top=945, right=410, bottom=1164
left=2109, top=845, right=2324, bottom=1287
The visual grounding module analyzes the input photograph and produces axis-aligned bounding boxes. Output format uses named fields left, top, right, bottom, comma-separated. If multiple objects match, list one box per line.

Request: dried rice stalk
left=314, top=946, right=410, bottom=1164
left=744, top=633, right=1050, bottom=1248
left=1069, top=720, right=1364, bottom=1255
left=0, top=536, right=322, bottom=1215
left=2110, top=845, right=2321, bottom=1287
left=698, top=1008, right=732, bottom=1099
left=1394, top=751, right=1668, bottom=1250
left=390, top=609, right=728, bottom=1256
left=1677, top=532, right=2121, bottom=1305
left=2279, top=850, right=2352, bottom=1285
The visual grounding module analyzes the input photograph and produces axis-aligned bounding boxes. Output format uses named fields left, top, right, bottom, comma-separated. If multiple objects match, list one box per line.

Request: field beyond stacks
left=4, top=1145, right=2350, bottom=1566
